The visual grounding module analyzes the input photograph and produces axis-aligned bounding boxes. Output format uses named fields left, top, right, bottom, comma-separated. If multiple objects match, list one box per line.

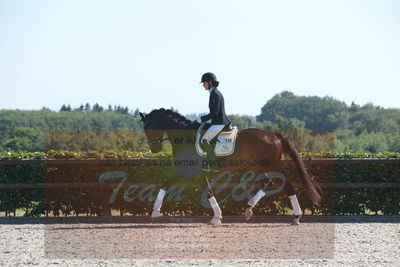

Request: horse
left=139, top=108, right=322, bottom=225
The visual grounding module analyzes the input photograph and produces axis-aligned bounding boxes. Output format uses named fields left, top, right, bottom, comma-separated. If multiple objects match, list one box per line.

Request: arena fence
left=0, top=158, right=399, bottom=216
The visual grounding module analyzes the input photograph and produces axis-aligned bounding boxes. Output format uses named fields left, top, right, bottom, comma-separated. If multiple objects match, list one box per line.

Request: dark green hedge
left=0, top=151, right=399, bottom=216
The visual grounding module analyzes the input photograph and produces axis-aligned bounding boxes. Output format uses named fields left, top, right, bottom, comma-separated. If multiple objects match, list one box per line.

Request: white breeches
left=202, top=124, right=225, bottom=142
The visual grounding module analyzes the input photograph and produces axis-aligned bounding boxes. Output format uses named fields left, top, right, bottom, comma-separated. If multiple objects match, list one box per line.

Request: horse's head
left=140, top=112, right=166, bottom=153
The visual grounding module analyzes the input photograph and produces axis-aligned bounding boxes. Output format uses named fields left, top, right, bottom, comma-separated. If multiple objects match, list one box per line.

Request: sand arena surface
left=0, top=216, right=399, bottom=266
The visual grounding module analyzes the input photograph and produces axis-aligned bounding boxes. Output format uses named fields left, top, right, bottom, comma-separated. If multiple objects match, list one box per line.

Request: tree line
left=1, top=92, right=399, bottom=153
left=254, top=91, right=400, bottom=153
left=60, top=103, right=133, bottom=115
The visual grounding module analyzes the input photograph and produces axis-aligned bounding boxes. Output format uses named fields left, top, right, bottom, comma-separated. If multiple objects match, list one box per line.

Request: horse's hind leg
left=244, top=189, right=266, bottom=220
left=244, top=170, right=275, bottom=220
left=208, top=196, right=222, bottom=225
left=283, top=181, right=303, bottom=225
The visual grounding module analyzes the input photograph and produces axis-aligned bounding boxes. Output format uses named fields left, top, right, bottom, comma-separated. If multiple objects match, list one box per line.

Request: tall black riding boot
left=201, top=140, right=218, bottom=171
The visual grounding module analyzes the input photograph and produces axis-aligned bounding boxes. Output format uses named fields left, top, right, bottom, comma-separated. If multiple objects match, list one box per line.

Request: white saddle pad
left=195, top=123, right=238, bottom=157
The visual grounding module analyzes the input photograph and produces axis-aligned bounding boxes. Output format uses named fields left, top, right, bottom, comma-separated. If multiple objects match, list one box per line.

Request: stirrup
left=202, top=167, right=219, bottom=173
left=201, top=159, right=219, bottom=172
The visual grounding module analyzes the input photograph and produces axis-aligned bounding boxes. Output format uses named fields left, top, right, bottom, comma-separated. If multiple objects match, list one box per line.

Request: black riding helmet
left=200, top=72, right=219, bottom=87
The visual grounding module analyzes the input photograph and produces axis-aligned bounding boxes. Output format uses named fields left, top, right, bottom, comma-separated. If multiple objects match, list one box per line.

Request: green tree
left=257, top=91, right=348, bottom=130
left=60, top=104, right=71, bottom=112
left=92, top=103, right=104, bottom=112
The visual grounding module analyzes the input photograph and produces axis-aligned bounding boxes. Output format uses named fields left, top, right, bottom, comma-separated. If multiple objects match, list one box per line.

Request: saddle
left=195, top=123, right=238, bottom=157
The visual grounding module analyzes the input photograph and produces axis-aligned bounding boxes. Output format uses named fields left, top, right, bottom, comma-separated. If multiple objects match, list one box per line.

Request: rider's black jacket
left=201, top=88, right=232, bottom=125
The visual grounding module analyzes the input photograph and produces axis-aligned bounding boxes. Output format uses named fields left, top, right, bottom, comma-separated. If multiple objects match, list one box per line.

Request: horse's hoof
left=210, top=217, right=222, bottom=226
left=291, top=216, right=301, bottom=225
left=244, top=207, right=253, bottom=221
left=151, top=211, right=163, bottom=219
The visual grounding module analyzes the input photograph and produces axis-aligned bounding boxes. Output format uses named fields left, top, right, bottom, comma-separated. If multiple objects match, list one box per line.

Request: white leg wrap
left=208, top=196, right=222, bottom=218
left=153, top=189, right=166, bottom=212
left=247, top=189, right=266, bottom=208
left=289, top=194, right=302, bottom=216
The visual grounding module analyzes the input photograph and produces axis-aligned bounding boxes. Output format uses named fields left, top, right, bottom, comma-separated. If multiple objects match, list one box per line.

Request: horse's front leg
left=203, top=174, right=222, bottom=225
left=151, top=188, right=166, bottom=218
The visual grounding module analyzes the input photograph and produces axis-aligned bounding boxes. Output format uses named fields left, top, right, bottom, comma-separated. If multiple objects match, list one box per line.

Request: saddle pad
left=214, top=128, right=238, bottom=156
left=195, top=124, right=238, bottom=157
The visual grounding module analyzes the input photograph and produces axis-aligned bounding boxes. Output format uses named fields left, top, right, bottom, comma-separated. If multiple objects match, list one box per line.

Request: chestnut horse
left=139, top=108, right=322, bottom=225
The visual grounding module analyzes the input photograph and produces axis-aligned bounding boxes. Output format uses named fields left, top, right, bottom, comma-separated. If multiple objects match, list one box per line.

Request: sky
left=0, top=0, right=399, bottom=116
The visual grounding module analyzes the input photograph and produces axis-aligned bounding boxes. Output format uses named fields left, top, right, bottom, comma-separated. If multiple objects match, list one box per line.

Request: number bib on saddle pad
left=195, top=123, right=238, bottom=157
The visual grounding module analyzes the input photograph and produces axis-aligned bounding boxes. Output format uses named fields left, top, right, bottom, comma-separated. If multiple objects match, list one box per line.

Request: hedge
left=0, top=151, right=399, bottom=216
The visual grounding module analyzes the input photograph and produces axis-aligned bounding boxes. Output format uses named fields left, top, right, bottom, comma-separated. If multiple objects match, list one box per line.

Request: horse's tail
left=275, top=133, right=323, bottom=204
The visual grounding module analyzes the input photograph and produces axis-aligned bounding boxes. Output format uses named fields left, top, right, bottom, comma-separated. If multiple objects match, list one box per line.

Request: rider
left=200, top=72, right=232, bottom=171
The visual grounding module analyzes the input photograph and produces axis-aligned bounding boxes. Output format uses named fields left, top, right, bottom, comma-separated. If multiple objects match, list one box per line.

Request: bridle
left=144, top=118, right=169, bottom=145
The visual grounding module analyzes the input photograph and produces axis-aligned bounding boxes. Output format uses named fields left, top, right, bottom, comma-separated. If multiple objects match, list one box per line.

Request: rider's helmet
left=200, top=72, right=219, bottom=87
left=200, top=72, right=218, bottom=83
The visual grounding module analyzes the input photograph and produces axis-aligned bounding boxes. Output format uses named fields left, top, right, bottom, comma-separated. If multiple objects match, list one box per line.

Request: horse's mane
left=148, top=108, right=200, bottom=129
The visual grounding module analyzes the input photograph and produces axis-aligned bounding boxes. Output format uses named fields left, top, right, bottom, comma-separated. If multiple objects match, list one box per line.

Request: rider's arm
left=201, top=93, right=220, bottom=122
